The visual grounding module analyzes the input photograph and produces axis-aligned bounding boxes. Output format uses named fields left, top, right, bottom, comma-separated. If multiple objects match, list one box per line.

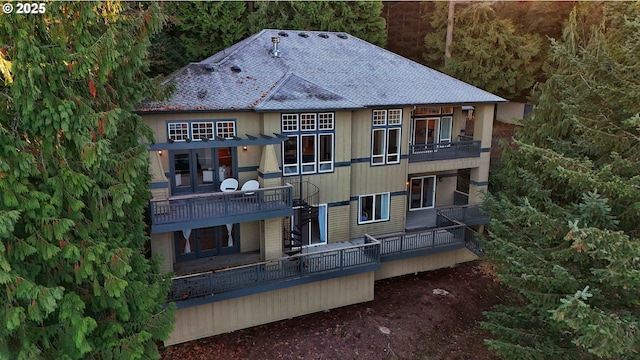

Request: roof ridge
left=199, top=29, right=267, bottom=66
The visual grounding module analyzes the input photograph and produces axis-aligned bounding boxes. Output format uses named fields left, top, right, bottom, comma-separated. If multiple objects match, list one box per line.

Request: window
left=191, top=122, right=214, bottom=140
left=282, top=114, right=299, bottom=132
left=281, top=113, right=334, bottom=175
left=359, top=193, right=390, bottom=224
left=373, top=110, right=387, bottom=126
left=300, top=113, right=316, bottom=131
left=168, top=122, right=189, bottom=141
left=283, top=135, right=298, bottom=175
left=371, top=109, right=402, bottom=165
left=167, top=120, right=235, bottom=141
left=216, top=121, right=236, bottom=139
left=301, top=134, right=316, bottom=173
left=318, top=113, right=334, bottom=130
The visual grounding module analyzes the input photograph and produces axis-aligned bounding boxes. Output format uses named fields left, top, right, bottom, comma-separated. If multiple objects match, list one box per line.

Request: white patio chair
left=220, top=178, right=238, bottom=192
left=240, top=180, right=260, bottom=195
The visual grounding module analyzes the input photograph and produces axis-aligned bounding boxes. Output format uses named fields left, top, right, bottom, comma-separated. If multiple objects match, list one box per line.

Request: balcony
left=168, top=238, right=380, bottom=306
left=149, top=185, right=293, bottom=233
left=437, top=204, right=490, bottom=226
left=408, top=140, right=481, bottom=163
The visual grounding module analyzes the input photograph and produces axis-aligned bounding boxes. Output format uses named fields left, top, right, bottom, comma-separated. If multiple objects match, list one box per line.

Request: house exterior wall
left=496, top=101, right=525, bottom=124
left=165, top=271, right=375, bottom=346
left=150, top=232, right=174, bottom=274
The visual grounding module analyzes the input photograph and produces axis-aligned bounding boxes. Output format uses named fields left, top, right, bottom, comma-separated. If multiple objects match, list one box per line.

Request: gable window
left=167, top=120, right=236, bottom=142
left=371, top=109, right=402, bottom=165
left=281, top=112, right=334, bottom=176
left=358, top=192, right=390, bottom=224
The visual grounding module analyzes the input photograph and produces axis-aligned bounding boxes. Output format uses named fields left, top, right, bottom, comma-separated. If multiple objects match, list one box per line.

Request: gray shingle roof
left=137, top=29, right=505, bottom=113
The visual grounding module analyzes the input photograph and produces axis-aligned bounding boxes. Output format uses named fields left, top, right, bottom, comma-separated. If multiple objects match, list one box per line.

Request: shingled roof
left=137, top=29, right=505, bottom=113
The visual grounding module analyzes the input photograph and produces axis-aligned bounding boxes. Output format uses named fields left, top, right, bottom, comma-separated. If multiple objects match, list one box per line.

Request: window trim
left=282, top=135, right=299, bottom=176
left=358, top=192, right=391, bottom=224
left=281, top=112, right=335, bottom=176
left=167, top=120, right=236, bottom=142
left=371, top=109, right=403, bottom=166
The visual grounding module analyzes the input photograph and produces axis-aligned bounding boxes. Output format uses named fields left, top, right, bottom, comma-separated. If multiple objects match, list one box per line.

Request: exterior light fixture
left=243, top=146, right=248, bottom=151
left=158, top=150, right=163, bottom=156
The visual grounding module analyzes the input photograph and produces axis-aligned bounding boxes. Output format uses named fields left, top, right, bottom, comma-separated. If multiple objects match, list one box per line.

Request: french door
left=170, top=147, right=235, bottom=194
left=175, top=225, right=238, bottom=261
left=409, top=176, right=436, bottom=211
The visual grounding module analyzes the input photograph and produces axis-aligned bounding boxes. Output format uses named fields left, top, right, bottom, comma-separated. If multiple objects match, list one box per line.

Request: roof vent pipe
left=270, top=37, right=280, bottom=58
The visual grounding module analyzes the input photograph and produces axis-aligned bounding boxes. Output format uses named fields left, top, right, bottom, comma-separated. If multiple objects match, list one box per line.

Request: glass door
left=175, top=225, right=238, bottom=262
left=409, top=176, right=436, bottom=211
left=170, top=147, right=235, bottom=194
left=413, top=118, right=439, bottom=152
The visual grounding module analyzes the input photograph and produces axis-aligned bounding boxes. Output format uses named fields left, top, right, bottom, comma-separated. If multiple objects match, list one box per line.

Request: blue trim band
left=470, top=180, right=489, bottom=186
left=238, top=166, right=259, bottom=173
left=334, top=161, right=350, bottom=167
left=350, top=158, right=370, bottom=163
left=328, top=201, right=350, bottom=208
left=258, top=172, right=282, bottom=179
left=400, top=154, right=409, bottom=159
left=480, top=147, right=491, bottom=153
left=149, top=182, right=168, bottom=189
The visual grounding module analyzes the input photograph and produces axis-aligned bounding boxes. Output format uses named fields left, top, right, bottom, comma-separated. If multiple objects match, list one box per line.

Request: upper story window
left=282, top=113, right=334, bottom=176
left=167, top=120, right=236, bottom=142
left=216, top=121, right=236, bottom=139
left=168, top=122, right=189, bottom=142
left=371, top=109, right=402, bottom=165
left=191, top=122, right=214, bottom=140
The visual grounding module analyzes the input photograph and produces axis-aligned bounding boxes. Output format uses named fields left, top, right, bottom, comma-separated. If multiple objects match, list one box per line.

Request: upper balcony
left=408, top=140, right=481, bottom=163
left=149, top=185, right=293, bottom=234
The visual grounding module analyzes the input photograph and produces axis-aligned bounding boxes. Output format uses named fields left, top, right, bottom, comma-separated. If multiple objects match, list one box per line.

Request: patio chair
left=240, top=180, right=259, bottom=195
left=220, top=178, right=238, bottom=192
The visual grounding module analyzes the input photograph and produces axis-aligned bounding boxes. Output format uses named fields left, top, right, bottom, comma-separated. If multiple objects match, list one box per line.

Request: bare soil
left=160, top=261, right=505, bottom=360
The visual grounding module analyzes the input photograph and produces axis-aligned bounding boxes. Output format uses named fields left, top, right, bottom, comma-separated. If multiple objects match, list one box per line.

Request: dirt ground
left=160, top=261, right=505, bottom=360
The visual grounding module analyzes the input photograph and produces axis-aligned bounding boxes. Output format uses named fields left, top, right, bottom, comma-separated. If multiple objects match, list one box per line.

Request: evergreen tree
left=424, top=2, right=543, bottom=101
left=0, top=2, right=174, bottom=359
left=248, top=1, right=387, bottom=47
left=169, top=1, right=249, bottom=63
left=482, top=3, right=640, bottom=359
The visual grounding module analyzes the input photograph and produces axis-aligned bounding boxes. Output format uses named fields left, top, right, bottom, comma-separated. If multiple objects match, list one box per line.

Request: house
left=136, top=29, right=505, bottom=345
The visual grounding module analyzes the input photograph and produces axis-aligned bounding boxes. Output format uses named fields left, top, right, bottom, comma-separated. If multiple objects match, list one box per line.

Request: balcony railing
left=408, top=140, right=481, bottom=162
left=168, top=238, right=380, bottom=302
left=437, top=204, right=490, bottom=226
left=375, top=220, right=466, bottom=259
left=149, top=185, right=292, bottom=233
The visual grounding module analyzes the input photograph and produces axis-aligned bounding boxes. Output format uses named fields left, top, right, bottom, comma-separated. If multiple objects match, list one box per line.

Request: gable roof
left=137, top=29, right=505, bottom=113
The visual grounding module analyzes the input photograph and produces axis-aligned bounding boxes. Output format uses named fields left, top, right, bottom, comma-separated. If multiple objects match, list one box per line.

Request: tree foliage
left=247, top=1, right=387, bottom=47
left=483, top=3, right=640, bottom=359
left=424, top=2, right=543, bottom=101
left=0, top=2, right=174, bottom=358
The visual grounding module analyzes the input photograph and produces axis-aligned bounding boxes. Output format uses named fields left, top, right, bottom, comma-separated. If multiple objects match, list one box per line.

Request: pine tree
left=0, top=2, right=174, bottom=359
left=482, top=3, right=640, bottom=359
left=247, top=1, right=387, bottom=47
left=424, top=2, right=543, bottom=101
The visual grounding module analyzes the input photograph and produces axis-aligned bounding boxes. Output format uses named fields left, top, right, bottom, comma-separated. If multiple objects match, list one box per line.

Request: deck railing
left=437, top=204, right=490, bottom=226
left=150, top=185, right=292, bottom=226
left=168, top=239, right=380, bottom=302
left=408, top=140, right=481, bottom=162
left=374, top=220, right=466, bottom=258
